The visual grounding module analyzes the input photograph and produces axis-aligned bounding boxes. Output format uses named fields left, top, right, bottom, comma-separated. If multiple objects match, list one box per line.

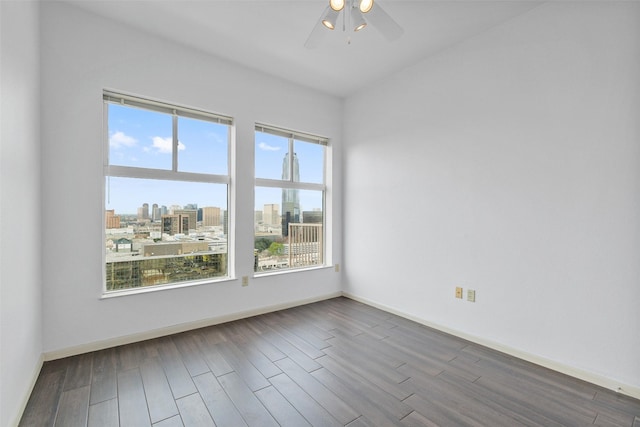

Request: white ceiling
left=63, top=0, right=542, bottom=98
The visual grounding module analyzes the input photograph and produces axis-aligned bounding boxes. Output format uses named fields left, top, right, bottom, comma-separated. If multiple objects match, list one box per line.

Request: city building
left=161, top=214, right=190, bottom=236
left=141, top=241, right=209, bottom=257
left=263, top=203, right=279, bottom=226
left=302, top=210, right=322, bottom=224
left=113, top=238, right=132, bottom=252
left=105, top=209, right=120, bottom=229
left=202, top=206, right=221, bottom=226
left=137, top=202, right=150, bottom=221
left=172, top=209, right=197, bottom=233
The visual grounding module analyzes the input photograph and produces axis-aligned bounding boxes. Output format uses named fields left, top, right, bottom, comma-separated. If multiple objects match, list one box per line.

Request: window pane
left=255, top=130, right=289, bottom=180
left=178, top=116, right=228, bottom=175
left=294, top=139, right=325, bottom=184
left=105, top=177, right=228, bottom=290
left=108, top=104, right=173, bottom=170
left=254, top=187, right=324, bottom=272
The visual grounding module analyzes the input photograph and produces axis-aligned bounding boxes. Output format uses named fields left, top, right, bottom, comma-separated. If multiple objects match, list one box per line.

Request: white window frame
left=102, top=91, right=234, bottom=295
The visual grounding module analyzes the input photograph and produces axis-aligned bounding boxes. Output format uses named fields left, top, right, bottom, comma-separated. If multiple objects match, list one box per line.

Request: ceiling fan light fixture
left=307, top=0, right=402, bottom=47
left=329, top=0, right=345, bottom=12
left=351, top=9, right=367, bottom=32
left=322, top=8, right=339, bottom=29
left=359, top=0, right=374, bottom=13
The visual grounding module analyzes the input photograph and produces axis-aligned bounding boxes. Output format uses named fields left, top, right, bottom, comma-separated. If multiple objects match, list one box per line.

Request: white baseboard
left=43, top=291, right=342, bottom=361
left=342, top=292, right=640, bottom=401
left=10, top=353, right=44, bottom=427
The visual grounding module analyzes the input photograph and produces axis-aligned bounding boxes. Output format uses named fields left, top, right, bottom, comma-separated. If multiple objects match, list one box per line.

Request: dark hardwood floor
left=19, top=297, right=640, bottom=426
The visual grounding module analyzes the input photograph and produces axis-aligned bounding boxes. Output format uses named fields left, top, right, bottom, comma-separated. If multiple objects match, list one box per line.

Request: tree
left=268, top=242, right=284, bottom=256
left=255, top=238, right=271, bottom=252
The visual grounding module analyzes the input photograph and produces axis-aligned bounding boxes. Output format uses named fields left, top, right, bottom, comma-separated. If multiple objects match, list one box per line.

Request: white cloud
left=258, top=142, right=281, bottom=151
left=109, top=131, right=137, bottom=148
left=151, top=136, right=185, bottom=153
left=207, top=132, right=225, bottom=144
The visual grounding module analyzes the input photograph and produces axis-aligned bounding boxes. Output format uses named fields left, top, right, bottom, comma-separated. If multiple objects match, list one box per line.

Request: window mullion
left=255, top=178, right=324, bottom=191
left=107, top=165, right=229, bottom=184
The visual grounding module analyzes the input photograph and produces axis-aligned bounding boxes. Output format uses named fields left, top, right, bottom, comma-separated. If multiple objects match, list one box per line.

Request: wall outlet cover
left=467, top=289, right=476, bottom=302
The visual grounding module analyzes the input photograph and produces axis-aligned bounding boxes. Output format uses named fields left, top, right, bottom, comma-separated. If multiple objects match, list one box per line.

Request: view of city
left=105, top=204, right=228, bottom=290
left=253, top=187, right=324, bottom=272
left=104, top=185, right=323, bottom=290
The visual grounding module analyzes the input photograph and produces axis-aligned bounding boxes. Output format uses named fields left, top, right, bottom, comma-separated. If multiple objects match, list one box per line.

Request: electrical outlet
left=467, top=289, right=476, bottom=302
left=455, top=287, right=463, bottom=299
left=242, top=276, right=249, bottom=287
left=335, top=264, right=340, bottom=273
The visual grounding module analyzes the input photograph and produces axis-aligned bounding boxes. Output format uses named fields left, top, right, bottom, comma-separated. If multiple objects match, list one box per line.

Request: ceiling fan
left=305, top=0, right=404, bottom=48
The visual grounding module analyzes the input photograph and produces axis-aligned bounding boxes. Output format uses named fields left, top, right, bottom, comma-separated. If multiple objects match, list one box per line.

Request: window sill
left=100, top=276, right=234, bottom=299
left=253, top=264, right=332, bottom=279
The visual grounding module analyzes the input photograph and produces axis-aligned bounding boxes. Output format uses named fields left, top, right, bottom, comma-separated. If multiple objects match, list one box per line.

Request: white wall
left=344, top=2, right=640, bottom=395
left=0, top=1, right=43, bottom=425
left=40, top=2, right=342, bottom=355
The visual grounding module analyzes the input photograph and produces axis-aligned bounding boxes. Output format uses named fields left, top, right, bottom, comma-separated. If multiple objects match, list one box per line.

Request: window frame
left=254, top=123, right=329, bottom=274
left=102, top=91, right=234, bottom=295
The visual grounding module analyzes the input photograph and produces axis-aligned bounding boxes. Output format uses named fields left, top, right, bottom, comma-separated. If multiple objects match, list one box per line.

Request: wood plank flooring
left=19, top=297, right=640, bottom=426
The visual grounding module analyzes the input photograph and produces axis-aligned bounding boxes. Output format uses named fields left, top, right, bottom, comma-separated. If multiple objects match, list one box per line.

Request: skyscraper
left=282, top=152, right=300, bottom=236
left=137, top=203, right=150, bottom=221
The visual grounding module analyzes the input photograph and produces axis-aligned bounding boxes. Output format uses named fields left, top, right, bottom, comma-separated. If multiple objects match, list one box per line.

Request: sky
left=106, top=103, right=324, bottom=216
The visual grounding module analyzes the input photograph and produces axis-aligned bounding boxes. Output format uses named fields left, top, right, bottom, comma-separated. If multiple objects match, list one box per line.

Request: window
left=103, top=92, right=232, bottom=292
left=254, top=124, right=328, bottom=273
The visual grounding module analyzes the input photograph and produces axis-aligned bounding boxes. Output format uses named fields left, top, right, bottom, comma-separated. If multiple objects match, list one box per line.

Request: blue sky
left=106, top=104, right=324, bottom=216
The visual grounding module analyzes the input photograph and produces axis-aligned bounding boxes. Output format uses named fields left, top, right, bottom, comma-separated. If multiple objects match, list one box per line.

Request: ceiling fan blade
left=366, top=2, right=403, bottom=41
left=304, top=7, right=329, bottom=49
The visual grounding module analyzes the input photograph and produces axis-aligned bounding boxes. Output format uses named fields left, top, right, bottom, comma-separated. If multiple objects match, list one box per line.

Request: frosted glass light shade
left=330, top=0, right=345, bottom=11
left=359, top=0, right=374, bottom=13
left=352, top=10, right=367, bottom=31
left=322, top=8, right=340, bottom=29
